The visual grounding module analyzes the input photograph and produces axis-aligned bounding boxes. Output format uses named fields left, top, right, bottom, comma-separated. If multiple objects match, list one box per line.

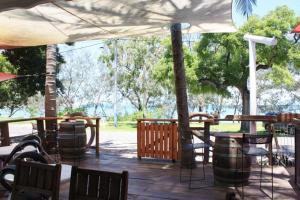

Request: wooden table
left=293, top=118, right=300, bottom=189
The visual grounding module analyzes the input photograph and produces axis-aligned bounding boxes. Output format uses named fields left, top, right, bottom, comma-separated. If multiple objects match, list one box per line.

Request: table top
left=212, top=132, right=243, bottom=138
left=218, top=115, right=277, bottom=122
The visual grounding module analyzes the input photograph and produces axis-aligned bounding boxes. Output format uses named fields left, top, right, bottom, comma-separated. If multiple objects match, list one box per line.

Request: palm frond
left=235, top=0, right=257, bottom=18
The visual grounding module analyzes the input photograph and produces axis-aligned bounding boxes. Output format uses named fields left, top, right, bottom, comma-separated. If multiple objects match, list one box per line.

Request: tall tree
left=57, top=51, right=110, bottom=116
left=194, top=6, right=300, bottom=131
left=99, top=37, right=163, bottom=117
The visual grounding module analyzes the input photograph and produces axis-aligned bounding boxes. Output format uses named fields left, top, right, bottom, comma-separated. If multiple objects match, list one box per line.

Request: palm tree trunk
left=45, top=44, right=57, bottom=131
left=170, top=23, right=192, bottom=167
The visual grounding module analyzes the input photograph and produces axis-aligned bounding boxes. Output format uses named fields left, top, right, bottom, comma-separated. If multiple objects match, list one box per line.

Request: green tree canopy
left=0, top=46, right=64, bottom=116
left=196, top=7, right=299, bottom=98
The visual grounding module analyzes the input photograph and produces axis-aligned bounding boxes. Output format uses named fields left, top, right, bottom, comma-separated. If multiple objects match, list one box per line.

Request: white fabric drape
left=0, top=0, right=236, bottom=47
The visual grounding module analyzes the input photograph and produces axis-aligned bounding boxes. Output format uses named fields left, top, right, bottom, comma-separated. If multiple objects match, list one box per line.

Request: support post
left=204, top=122, right=210, bottom=164
left=244, top=34, right=277, bottom=134
left=170, top=23, right=191, bottom=167
left=0, top=122, right=10, bottom=146
left=248, top=40, right=257, bottom=133
left=96, top=118, right=100, bottom=155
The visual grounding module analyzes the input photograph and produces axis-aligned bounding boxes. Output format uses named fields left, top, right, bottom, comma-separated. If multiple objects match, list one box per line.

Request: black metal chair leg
left=202, top=157, right=205, bottom=180
left=271, top=154, right=273, bottom=200
left=189, top=150, right=194, bottom=189
left=260, top=155, right=263, bottom=188
left=179, top=162, right=183, bottom=183
left=242, top=149, right=244, bottom=200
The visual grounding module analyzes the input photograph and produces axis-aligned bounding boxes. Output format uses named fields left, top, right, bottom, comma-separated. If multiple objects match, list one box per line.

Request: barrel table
left=58, top=121, right=87, bottom=159
left=213, top=133, right=251, bottom=185
left=294, top=119, right=300, bottom=189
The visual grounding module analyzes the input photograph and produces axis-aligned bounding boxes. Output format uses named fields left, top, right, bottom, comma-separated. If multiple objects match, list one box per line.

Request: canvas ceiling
left=0, top=0, right=236, bottom=48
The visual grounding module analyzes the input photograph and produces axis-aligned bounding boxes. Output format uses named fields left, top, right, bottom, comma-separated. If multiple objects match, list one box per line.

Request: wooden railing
left=0, top=116, right=100, bottom=154
left=137, top=119, right=180, bottom=161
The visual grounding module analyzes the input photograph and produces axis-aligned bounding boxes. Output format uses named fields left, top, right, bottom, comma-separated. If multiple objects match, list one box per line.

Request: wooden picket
left=137, top=119, right=179, bottom=161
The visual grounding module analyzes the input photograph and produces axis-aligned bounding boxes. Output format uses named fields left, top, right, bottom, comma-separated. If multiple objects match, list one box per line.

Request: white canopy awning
left=0, top=0, right=236, bottom=48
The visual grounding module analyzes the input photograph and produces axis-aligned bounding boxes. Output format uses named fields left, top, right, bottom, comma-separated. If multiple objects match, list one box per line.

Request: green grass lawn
left=0, top=117, right=267, bottom=133
left=100, top=121, right=137, bottom=132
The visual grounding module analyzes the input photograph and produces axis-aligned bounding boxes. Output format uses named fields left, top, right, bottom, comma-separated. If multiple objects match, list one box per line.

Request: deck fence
left=137, top=119, right=180, bottom=161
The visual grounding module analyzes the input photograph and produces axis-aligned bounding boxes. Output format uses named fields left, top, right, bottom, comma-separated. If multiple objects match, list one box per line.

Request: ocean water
left=2, top=103, right=300, bottom=119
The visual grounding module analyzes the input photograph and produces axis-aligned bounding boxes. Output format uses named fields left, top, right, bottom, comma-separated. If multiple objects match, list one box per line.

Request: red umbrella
left=292, top=23, right=300, bottom=43
left=292, top=23, right=300, bottom=33
left=0, top=72, right=17, bottom=82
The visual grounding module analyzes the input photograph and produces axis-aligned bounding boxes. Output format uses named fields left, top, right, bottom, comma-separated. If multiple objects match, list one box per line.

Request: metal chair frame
left=241, top=133, right=273, bottom=199
left=179, top=132, right=211, bottom=189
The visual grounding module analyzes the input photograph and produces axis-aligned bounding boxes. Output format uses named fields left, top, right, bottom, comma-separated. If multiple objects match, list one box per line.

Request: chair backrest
left=69, top=166, right=128, bottom=200
left=11, top=160, right=61, bottom=200
left=242, top=133, right=273, bottom=145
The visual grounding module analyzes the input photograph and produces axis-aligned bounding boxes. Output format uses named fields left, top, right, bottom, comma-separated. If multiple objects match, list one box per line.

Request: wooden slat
left=140, top=122, right=145, bottom=157
left=45, top=169, right=54, bottom=190
left=172, top=123, right=178, bottom=160
left=19, top=165, right=30, bottom=186
left=99, top=174, right=110, bottom=199
left=87, top=174, right=99, bottom=198
left=109, top=175, right=122, bottom=199
left=145, top=123, right=149, bottom=157
left=37, top=168, right=46, bottom=189
left=150, top=123, right=154, bottom=158
left=163, top=123, right=168, bottom=159
left=168, top=124, right=172, bottom=159
left=159, top=123, right=164, bottom=159
left=137, top=121, right=141, bottom=158
left=77, top=172, right=88, bottom=196
left=155, top=124, right=159, bottom=158
left=28, top=165, right=38, bottom=187
left=167, top=124, right=172, bottom=159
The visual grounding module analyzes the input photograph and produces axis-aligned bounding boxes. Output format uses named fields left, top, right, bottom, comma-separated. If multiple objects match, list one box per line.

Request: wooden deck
left=1, top=145, right=299, bottom=200
left=63, top=146, right=299, bottom=200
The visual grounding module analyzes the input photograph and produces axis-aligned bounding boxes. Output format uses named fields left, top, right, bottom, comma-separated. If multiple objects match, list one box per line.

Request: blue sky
left=233, top=0, right=300, bottom=27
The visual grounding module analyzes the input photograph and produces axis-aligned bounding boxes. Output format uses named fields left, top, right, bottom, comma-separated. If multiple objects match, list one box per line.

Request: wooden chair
left=11, top=160, right=61, bottom=200
left=69, top=166, right=128, bottom=200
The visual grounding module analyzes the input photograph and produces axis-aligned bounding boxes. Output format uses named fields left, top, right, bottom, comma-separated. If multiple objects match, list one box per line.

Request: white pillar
left=248, top=40, right=257, bottom=133
left=243, top=34, right=277, bottom=134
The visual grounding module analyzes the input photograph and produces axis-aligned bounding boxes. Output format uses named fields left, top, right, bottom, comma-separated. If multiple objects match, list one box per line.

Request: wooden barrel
left=213, top=133, right=251, bottom=185
left=58, top=121, right=86, bottom=159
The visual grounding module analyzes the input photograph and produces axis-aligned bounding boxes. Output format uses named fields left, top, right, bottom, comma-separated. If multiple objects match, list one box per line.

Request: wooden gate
left=137, top=119, right=180, bottom=161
